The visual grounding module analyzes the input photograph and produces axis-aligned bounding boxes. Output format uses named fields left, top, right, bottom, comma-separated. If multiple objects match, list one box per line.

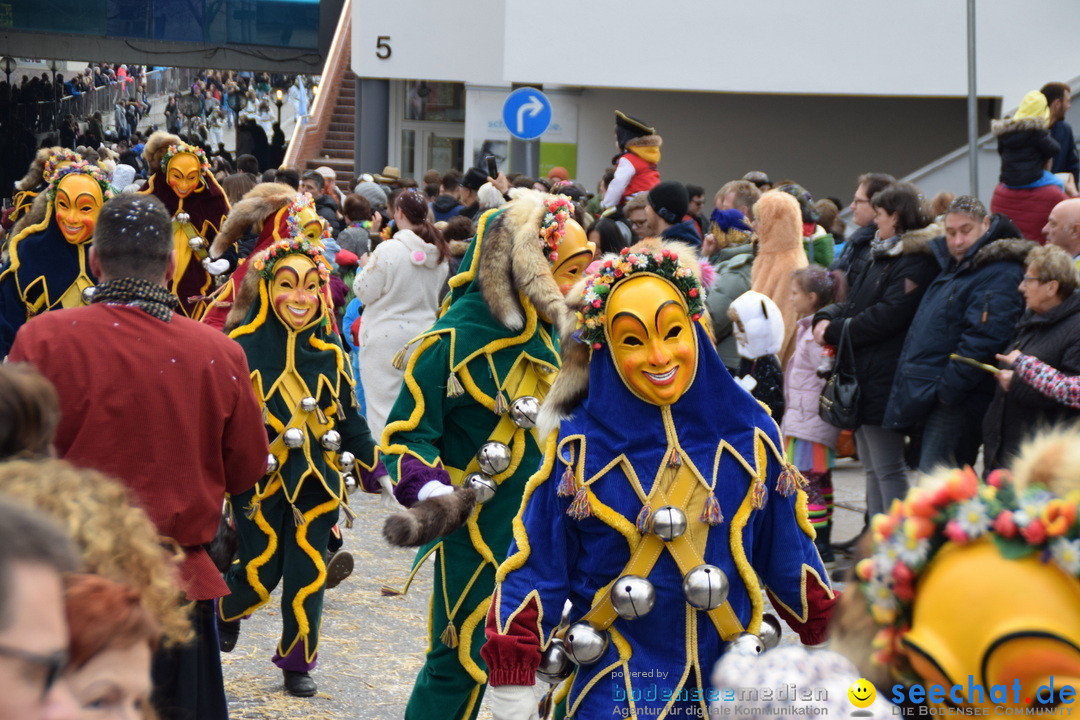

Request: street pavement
left=222, top=457, right=868, bottom=718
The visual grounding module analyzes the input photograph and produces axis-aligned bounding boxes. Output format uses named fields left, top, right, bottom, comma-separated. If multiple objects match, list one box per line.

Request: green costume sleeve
left=338, top=399, right=380, bottom=472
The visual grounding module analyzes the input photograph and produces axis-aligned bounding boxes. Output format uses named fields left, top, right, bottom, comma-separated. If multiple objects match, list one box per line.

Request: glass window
left=401, top=129, right=416, bottom=178
left=427, top=136, right=464, bottom=176
left=403, top=81, right=465, bottom=123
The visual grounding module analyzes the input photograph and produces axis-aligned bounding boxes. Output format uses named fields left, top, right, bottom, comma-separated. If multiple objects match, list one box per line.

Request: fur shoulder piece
left=15, top=148, right=52, bottom=191
left=142, top=131, right=183, bottom=173
left=972, top=237, right=1035, bottom=269
left=900, top=223, right=943, bottom=255
left=210, top=183, right=295, bottom=257
left=222, top=259, right=264, bottom=333
left=1010, top=427, right=1080, bottom=495
left=476, top=188, right=574, bottom=336
left=992, top=116, right=1048, bottom=137
left=624, top=134, right=662, bottom=149
left=448, top=239, right=471, bottom=257
left=9, top=190, right=51, bottom=238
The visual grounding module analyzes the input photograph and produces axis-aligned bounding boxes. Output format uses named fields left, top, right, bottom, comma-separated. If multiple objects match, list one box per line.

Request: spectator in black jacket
left=1042, top=81, right=1079, bottom=184
left=830, top=172, right=894, bottom=285
left=301, top=170, right=342, bottom=236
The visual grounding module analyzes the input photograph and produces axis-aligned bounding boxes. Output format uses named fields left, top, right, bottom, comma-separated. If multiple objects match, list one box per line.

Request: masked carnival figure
left=216, top=239, right=388, bottom=697
left=380, top=191, right=593, bottom=720
left=5, top=146, right=82, bottom=234
left=0, top=161, right=113, bottom=355
left=201, top=183, right=330, bottom=330
left=138, top=131, right=231, bottom=318
left=481, top=240, right=836, bottom=720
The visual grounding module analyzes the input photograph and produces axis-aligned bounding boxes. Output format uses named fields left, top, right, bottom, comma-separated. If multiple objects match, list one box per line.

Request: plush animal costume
left=6, top=147, right=81, bottom=233
left=380, top=191, right=584, bottom=720
left=138, top=132, right=231, bottom=318
left=217, top=239, right=384, bottom=696
left=0, top=161, right=113, bottom=356
left=482, top=241, right=834, bottom=720
left=201, top=183, right=329, bottom=330
left=728, top=290, right=786, bottom=422
left=750, top=191, right=807, bottom=367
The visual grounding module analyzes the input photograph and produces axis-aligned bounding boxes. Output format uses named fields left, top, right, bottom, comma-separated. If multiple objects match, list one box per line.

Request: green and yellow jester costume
left=218, top=240, right=384, bottom=685
left=380, top=191, right=585, bottom=720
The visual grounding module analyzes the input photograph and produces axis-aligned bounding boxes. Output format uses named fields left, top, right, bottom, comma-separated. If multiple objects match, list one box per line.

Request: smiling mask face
left=551, top=218, right=596, bottom=295
left=605, top=274, right=697, bottom=405
left=298, top=206, right=327, bottom=246
left=54, top=173, right=104, bottom=244
left=269, top=254, right=321, bottom=331
left=166, top=152, right=201, bottom=199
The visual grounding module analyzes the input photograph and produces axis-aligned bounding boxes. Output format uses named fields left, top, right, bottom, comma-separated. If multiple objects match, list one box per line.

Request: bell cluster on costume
left=160, top=142, right=211, bottom=174
left=47, top=161, right=115, bottom=203
left=576, top=246, right=705, bottom=349
left=459, top=395, right=540, bottom=504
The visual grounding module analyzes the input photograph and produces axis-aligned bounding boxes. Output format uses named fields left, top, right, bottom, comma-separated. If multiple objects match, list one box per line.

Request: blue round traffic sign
left=502, top=88, right=552, bottom=141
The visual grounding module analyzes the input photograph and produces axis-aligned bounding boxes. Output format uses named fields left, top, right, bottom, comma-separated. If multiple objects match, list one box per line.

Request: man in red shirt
left=9, top=193, right=269, bottom=720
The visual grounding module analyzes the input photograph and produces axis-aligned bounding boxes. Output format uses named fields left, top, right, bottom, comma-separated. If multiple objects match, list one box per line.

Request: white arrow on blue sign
left=502, top=88, right=552, bottom=141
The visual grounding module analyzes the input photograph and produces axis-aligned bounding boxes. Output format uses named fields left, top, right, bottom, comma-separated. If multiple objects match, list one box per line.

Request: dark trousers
left=151, top=599, right=228, bottom=720
left=918, top=400, right=986, bottom=474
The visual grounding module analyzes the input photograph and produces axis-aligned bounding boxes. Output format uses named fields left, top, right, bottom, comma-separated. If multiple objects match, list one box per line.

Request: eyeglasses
left=852, top=197, right=871, bottom=205
left=0, top=644, right=68, bottom=697
left=1021, top=276, right=1044, bottom=285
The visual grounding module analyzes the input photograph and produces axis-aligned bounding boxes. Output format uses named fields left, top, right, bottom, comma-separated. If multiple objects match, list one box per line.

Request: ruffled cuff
left=394, top=454, right=452, bottom=508
left=481, top=599, right=540, bottom=687
left=767, top=572, right=839, bottom=646
left=357, top=459, right=389, bottom=494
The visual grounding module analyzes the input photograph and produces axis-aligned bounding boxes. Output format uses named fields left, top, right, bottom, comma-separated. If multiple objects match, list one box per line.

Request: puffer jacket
left=705, top=242, right=755, bottom=371
left=815, top=224, right=940, bottom=426
left=993, top=116, right=1060, bottom=187
left=983, top=290, right=1080, bottom=470
left=991, top=183, right=1065, bottom=244
left=884, top=215, right=1033, bottom=431
left=781, top=317, right=840, bottom=447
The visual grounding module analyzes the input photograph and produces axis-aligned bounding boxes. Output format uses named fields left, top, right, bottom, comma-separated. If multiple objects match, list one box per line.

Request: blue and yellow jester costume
left=380, top=191, right=582, bottom=720
left=218, top=239, right=383, bottom=688
left=482, top=241, right=836, bottom=720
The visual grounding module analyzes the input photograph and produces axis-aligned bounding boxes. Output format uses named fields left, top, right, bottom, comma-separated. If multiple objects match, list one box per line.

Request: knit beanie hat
left=615, top=110, right=655, bottom=151
left=1014, top=90, right=1050, bottom=124
left=647, top=181, right=689, bottom=224
left=775, top=183, right=820, bottom=225
left=353, top=180, right=388, bottom=210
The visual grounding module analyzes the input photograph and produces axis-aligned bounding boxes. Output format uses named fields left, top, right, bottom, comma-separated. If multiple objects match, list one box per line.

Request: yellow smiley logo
left=848, top=678, right=876, bottom=709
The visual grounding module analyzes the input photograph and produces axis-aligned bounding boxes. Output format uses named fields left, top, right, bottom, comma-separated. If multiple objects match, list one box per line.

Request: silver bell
left=564, top=623, right=608, bottom=665
left=535, top=638, right=573, bottom=684
left=283, top=428, right=305, bottom=448
left=320, top=430, right=342, bottom=451
left=609, top=575, right=656, bottom=620
left=759, top=613, right=782, bottom=650
left=509, top=396, right=540, bottom=429
left=728, top=632, right=765, bottom=656
left=338, top=451, right=356, bottom=473
left=265, top=453, right=280, bottom=473
left=464, top=472, right=497, bottom=503
left=81, top=286, right=96, bottom=304
left=344, top=474, right=357, bottom=490
left=476, top=442, right=512, bottom=476
left=188, top=236, right=206, bottom=251
left=300, top=396, right=318, bottom=413
left=651, top=506, right=687, bottom=541
left=175, top=212, right=191, bottom=224
left=682, top=564, right=729, bottom=610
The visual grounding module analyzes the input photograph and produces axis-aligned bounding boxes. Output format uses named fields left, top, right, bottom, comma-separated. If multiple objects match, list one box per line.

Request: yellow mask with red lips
left=269, top=254, right=322, bottom=331
left=165, top=152, right=202, bottom=199
left=296, top=206, right=327, bottom=246
left=54, top=173, right=104, bottom=245
left=551, top=218, right=596, bottom=295
left=604, top=275, right=698, bottom=406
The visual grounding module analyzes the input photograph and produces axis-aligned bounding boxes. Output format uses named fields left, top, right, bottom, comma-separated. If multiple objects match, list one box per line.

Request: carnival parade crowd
left=0, top=68, right=1079, bottom=720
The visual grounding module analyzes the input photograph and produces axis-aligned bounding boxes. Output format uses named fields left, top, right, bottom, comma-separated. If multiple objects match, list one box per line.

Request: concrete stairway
left=304, top=72, right=356, bottom=193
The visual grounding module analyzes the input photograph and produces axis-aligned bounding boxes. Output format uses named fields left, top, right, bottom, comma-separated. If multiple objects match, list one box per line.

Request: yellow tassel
left=341, top=502, right=358, bottom=529
left=243, top=501, right=260, bottom=520
left=292, top=505, right=306, bottom=526
left=392, top=345, right=408, bottom=370
left=446, top=371, right=464, bottom=398
left=440, top=622, right=459, bottom=648
left=539, top=686, right=555, bottom=718
left=493, top=390, right=509, bottom=415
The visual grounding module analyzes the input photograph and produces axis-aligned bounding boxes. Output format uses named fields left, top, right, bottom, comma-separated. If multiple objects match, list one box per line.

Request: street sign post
left=502, top=87, right=551, bottom=141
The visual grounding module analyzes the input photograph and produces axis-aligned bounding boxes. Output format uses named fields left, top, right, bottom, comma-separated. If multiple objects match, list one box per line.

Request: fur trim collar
left=210, top=183, right=295, bottom=257
left=142, top=131, right=183, bottom=175
left=15, top=148, right=51, bottom=191
left=624, top=134, right=662, bottom=148
left=992, top=116, right=1048, bottom=137
left=449, top=239, right=470, bottom=257
left=972, top=237, right=1035, bottom=268
left=899, top=223, right=942, bottom=256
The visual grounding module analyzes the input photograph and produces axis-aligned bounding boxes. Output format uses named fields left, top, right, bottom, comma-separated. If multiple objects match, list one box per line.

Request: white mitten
left=203, top=257, right=231, bottom=276
left=418, top=480, right=454, bottom=501
left=736, top=375, right=758, bottom=392
left=377, top=474, right=401, bottom=511
left=487, top=685, right=539, bottom=720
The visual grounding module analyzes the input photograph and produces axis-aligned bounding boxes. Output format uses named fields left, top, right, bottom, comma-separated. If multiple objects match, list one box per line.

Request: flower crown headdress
left=539, top=195, right=574, bottom=264
left=43, top=149, right=83, bottom=184
left=47, top=161, right=115, bottom=203
left=576, top=245, right=705, bottom=349
left=251, top=238, right=331, bottom=286
left=285, top=194, right=329, bottom=239
left=160, top=142, right=210, bottom=175
left=857, top=466, right=1080, bottom=678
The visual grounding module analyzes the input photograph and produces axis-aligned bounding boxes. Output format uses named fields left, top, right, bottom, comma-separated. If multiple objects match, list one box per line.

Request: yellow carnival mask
left=269, top=254, right=322, bottom=331
left=54, top=173, right=104, bottom=245
left=605, top=274, right=697, bottom=406
left=551, top=218, right=596, bottom=295
left=297, top=206, right=327, bottom=246
left=903, top=539, right=1080, bottom=710
left=166, top=152, right=202, bottom=199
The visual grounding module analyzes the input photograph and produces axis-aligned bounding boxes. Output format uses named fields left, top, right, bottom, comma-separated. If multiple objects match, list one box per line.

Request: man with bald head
left=1043, top=198, right=1080, bottom=266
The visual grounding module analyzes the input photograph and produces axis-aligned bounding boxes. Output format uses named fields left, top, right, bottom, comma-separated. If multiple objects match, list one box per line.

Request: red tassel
left=700, top=493, right=724, bottom=526
left=566, top=486, right=592, bottom=520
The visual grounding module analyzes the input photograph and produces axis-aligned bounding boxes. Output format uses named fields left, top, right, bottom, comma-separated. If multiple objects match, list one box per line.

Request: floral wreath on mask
left=251, top=238, right=332, bottom=285
left=538, top=194, right=574, bottom=264
left=857, top=466, right=1080, bottom=679
left=285, top=193, right=329, bottom=240
left=43, top=148, right=84, bottom=184
left=160, top=142, right=211, bottom=176
left=47, top=161, right=116, bottom=204
left=576, top=245, right=705, bottom=350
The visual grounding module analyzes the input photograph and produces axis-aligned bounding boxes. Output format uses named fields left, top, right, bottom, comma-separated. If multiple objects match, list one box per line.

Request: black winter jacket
left=815, top=224, right=940, bottom=426
left=314, top=194, right=342, bottom=236
left=830, top=222, right=877, bottom=285
left=983, top=290, right=1080, bottom=470
left=884, top=216, right=1033, bottom=431
left=993, top=116, right=1061, bottom=187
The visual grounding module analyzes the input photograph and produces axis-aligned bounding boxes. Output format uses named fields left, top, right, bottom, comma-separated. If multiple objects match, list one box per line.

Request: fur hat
left=209, top=182, right=296, bottom=258
left=728, top=290, right=784, bottom=359
left=142, top=131, right=183, bottom=176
